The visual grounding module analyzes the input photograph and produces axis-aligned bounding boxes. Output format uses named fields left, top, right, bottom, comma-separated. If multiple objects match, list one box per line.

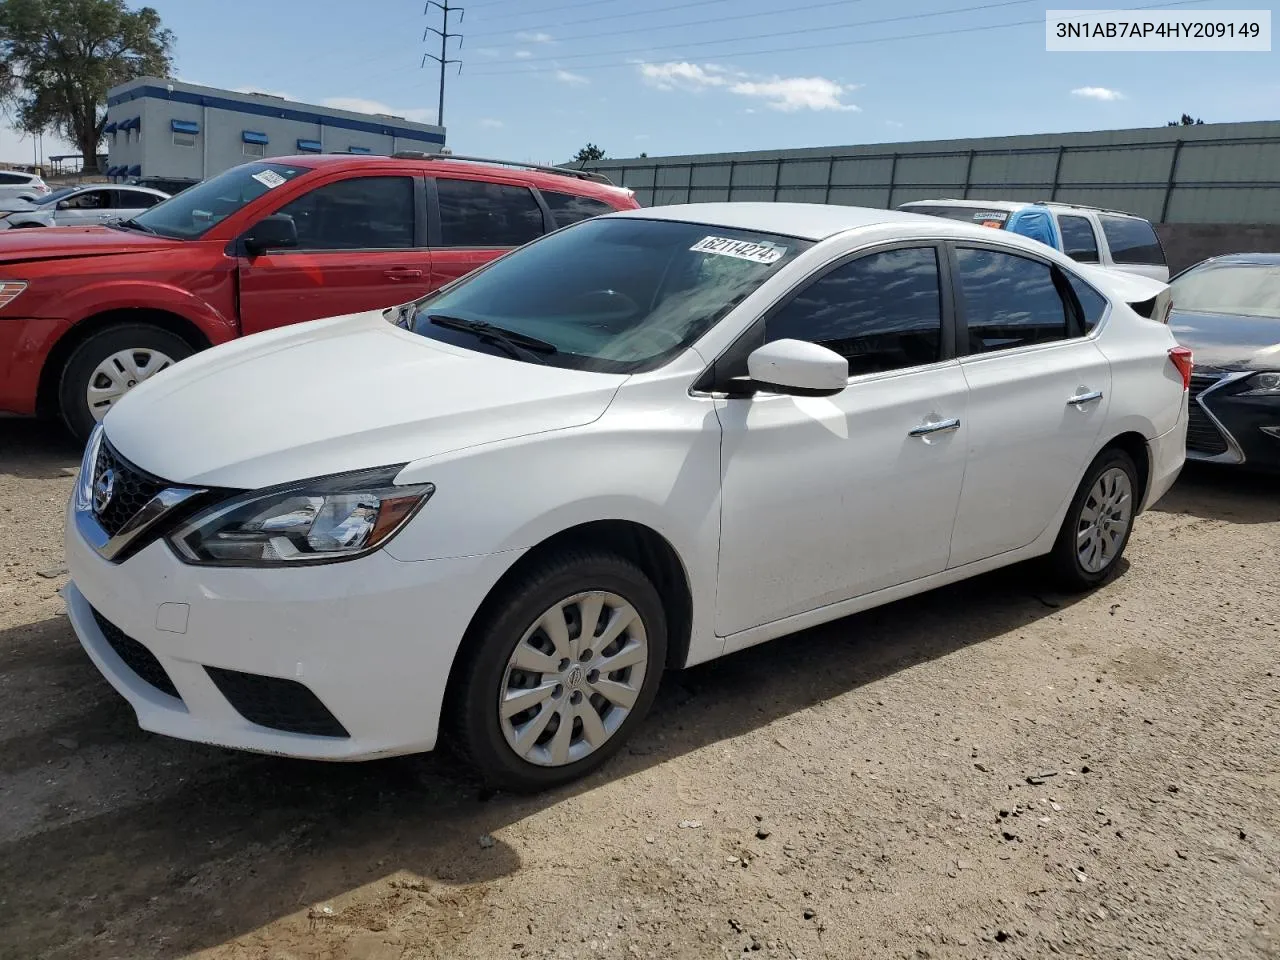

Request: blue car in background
left=897, top=198, right=1170, bottom=282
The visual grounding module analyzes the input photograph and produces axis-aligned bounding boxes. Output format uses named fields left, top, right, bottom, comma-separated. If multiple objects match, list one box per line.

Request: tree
left=573, top=142, right=606, bottom=164
left=638, top=151, right=647, bottom=158
left=1167, top=113, right=1205, bottom=126
left=0, top=0, right=173, bottom=173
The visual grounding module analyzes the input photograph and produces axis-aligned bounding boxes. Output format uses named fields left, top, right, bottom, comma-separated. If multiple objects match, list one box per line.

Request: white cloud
left=516, top=31, right=554, bottom=43
left=514, top=50, right=532, bottom=59
left=639, top=61, right=857, bottom=112
left=322, top=97, right=436, bottom=124
left=885, top=120, right=905, bottom=128
left=479, top=118, right=504, bottom=128
left=1071, top=86, right=1125, bottom=101
left=554, top=69, right=590, bottom=85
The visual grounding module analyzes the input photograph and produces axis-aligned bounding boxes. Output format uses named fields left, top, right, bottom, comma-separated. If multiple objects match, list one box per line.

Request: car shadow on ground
left=0, top=418, right=82, bottom=479
left=0, top=554, right=1093, bottom=959
left=1149, top=462, right=1279, bottom=524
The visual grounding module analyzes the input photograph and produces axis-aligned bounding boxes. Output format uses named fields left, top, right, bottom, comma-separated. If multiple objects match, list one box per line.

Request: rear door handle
left=908, top=417, right=961, bottom=437
left=1067, top=390, right=1104, bottom=406
left=384, top=268, right=423, bottom=281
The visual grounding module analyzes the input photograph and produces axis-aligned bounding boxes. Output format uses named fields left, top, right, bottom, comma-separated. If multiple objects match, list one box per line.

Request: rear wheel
left=57, top=324, right=193, bottom=442
left=1049, top=447, right=1139, bottom=591
left=449, top=549, right=667, bottom=792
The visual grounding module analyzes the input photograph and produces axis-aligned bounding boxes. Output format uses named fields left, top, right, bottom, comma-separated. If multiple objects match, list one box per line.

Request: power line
left=470, top=0, right=1038, bottom=70
left=469, top=0, right=868, bottom=44
left=466, top=0, right=1217, bottom=78
left=462, top=0, right=641, bottom=13
left=467, top=0, right=736, bottom=38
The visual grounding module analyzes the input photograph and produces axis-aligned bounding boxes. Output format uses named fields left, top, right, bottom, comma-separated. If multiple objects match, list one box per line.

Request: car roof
left=616, top=202, right=937, bottom=241
left=272, top=153, right=632, bottom=202
left=1194, top=252, right=1280, bottom=266
left=899, top=198, right=1027, bottom=213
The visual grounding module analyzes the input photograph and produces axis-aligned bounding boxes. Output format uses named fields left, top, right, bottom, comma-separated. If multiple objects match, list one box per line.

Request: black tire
left=57, top=324, right=194, bottom=443
left=447, top=548, right=667, bottom=792
left=1048, top=447, right=1140, bottom=592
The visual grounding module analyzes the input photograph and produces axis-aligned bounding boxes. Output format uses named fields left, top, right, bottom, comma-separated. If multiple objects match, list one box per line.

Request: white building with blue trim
left=103, top=78, right=446, bottom=181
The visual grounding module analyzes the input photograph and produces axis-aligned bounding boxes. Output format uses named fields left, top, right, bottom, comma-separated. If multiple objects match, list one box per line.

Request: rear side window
left=766, top=247, right=943, bottom=376
left=1058, top=215, right=1099, bottom=263
left=437, top=178, right=544, bottom=247
left=0, top=172, right=28, bottom=184
left=1099, top=215, right=1165, bottom=265
left=114, top=190, right=162, bottom=209
left=955, top=248, right=1069, bottom=353
left=542, top=190, right=617, bottom=228
left=1065, top=273, right=1109, bottom=331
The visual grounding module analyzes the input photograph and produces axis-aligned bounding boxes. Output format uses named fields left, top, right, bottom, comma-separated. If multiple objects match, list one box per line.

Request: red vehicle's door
left=426, top=176, right=547, bottom=286
left=236, top=174, right=431, bottom=335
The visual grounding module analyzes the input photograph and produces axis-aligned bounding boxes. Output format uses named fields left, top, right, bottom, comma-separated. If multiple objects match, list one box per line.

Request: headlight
left=169, top=465, right=433, bottom=566
left=1239, top=371, right=1280, bottom=397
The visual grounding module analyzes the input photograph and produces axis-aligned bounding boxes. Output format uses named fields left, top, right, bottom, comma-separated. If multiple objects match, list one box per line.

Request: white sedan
left=63, top=203, right=1190, bottom=791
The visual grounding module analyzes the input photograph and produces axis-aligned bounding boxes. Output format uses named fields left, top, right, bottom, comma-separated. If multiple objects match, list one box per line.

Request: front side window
left=410, top=217, right=810, bottom=373
left=271, top=176, right=414, bottom=250
left=1099, top=215, right=1165, bottom=265
left=765, top=247, right=943, bottom=376
left=955, top=247, right=1069, bottom=353
left=436, top=178, right=544, bottom=247
left=543, top=190, right=617, bottom=228
left=36, top=187, right=77, bottom=207
left=1058, top=215, right=1099, bottom=263
left=1169, top=262, right=1280, bottom=319
left=130, top=161, right=310, bottom=239
left=61, top=190, right=108, bottom=210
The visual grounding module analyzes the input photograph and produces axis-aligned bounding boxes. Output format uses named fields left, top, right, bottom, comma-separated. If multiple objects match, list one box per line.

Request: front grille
left=1186, top=404, right=1230, bottom=455
left=205, top=668, right=349, bottom=738
left=1189, top=373, right=1221, bottom=397
left=91, top=608, right=181, bottom=699
left=93, top=441, right=167, bottom=538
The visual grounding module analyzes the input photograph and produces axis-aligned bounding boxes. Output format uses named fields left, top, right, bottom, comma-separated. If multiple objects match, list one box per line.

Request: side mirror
left=746, top=339, right=848, bottom=397
left=243, top=213, right=298, bottom=256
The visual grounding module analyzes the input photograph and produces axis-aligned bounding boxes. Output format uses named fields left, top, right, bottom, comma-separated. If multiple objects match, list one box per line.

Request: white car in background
left=0, top=168, right=51, bottom=203
left=0, top=183, right=169, bottom=229
left=63, top=203, right=1189, bottom=791
left=897, top=199, right=1170, bottom=282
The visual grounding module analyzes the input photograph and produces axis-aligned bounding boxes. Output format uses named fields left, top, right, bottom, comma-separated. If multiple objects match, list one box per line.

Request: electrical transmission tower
left=422, top=0, right=463, bottom=128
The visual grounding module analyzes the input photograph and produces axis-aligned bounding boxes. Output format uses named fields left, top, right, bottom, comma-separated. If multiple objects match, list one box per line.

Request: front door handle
left=384, top=268, right=423, bottom=281
left=1067, top=390, right=1104, bottom=406
left=908, top=417, right=961, bottom=437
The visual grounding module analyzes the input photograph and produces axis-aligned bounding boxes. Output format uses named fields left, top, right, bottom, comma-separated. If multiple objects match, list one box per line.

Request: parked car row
left=0, top=183, right=170, bottom=230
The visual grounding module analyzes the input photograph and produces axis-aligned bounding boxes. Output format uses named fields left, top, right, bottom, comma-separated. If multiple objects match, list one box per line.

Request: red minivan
left=0, top=154, right=638, bottom=440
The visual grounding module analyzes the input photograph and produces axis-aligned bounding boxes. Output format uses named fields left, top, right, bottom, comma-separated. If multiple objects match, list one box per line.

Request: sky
left=2, top=0, right=1276, bottom=167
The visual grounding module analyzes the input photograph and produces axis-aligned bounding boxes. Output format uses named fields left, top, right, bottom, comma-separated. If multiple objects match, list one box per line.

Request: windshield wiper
left=111, top=217, right=157, bottom=235
left=427, top=314, right=558, bottom=363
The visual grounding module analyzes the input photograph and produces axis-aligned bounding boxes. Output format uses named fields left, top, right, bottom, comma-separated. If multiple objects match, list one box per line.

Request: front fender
left=57, top=278, right=237, bottom=344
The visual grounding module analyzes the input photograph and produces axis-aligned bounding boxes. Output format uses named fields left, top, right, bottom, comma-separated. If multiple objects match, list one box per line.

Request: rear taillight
left=1169, top=346, right=1194, bottom=390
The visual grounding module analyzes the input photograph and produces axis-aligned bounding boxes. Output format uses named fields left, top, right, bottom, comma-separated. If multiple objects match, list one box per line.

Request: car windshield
left=128, top=161, right=311, bottom=239
left=1170, top=263, right=1280, bottom=320
left=902, top=204, right=1012, bottom=229
left=34, top=187, right=77, bottom=206
left=409, top=217, right=811, bottom=373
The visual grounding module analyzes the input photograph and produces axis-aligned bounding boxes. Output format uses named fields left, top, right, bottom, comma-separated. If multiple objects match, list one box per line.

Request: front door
left=427, top=176, right=547, bottom=286
left=237, top=174, right=431, bottom=335
left=715, top=244, right=970, bottom=637
left=946, top=244, right=1113, bottom=567
left=53, top=188, right=113, bottom=227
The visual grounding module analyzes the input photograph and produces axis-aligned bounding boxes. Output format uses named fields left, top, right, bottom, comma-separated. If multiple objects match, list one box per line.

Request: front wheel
left=449, top=549, right=667, bottom=792
left=58, top=324, right=194, bottom=442
left=1049, top=447, right=1140, bottom=591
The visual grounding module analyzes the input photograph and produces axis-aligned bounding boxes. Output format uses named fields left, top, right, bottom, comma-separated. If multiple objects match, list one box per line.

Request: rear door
left=427, top=176, right=546, bottom=286
left=110, top=188, right=164, bottom=222
left=946, top=242, right=1112, bottom=568
left=1097, top=214, right=1169, bottom=282
left=236, top=173, right=432, bottom=335
left=1054, top=212, right=1103, bottom=266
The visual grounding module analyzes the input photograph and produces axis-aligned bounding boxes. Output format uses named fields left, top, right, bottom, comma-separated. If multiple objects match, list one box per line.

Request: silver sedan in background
left=0, top=184, right=169, bottom=230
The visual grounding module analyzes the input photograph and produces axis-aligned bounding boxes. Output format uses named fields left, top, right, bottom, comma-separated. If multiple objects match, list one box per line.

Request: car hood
left=0, top=224, right=175, bottom=262
left=1169, top=309, right=1280, bottom=373
left=0, top=198, right=38, bottom=213
left=102, top=310, right=628, bottom=489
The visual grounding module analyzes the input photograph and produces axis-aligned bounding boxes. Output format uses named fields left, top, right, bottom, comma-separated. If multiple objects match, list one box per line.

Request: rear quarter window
left=1099, top=215, right=1165, bottom=266
left=542, top=190, right=618, bottom=228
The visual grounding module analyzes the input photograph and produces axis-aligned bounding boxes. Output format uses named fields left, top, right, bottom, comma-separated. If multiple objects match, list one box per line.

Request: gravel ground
left=0, top=418, right=1276, bottom=960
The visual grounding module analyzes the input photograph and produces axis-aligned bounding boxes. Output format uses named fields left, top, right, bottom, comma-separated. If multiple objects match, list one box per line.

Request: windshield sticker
left=690, top=235, right=786, bottom=264
left=971, top=211, right=1009, bottom=222
left=251, top=169, right=287, bottom=190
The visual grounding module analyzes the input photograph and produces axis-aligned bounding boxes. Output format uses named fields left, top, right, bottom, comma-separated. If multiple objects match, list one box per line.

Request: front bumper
left=1186, top=371, right=1280, bottom=470
left=64, top=499, right=523, bottom=760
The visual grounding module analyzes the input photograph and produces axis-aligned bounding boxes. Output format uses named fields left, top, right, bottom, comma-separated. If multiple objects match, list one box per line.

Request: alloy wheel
left=1076, top=466, right=1133, bottom=573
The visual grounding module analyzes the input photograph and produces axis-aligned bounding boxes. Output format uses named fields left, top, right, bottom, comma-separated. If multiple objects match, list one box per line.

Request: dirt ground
left=1, top=418, right=1276, bottom=960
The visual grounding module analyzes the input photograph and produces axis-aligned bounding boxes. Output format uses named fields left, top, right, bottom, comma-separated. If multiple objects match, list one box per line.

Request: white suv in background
left=0, top=169, right=52, bottom=203
left=897, top=199, right=1170, bottom=282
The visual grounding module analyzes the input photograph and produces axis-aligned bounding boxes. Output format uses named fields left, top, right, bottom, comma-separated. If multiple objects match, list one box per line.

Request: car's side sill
left=720, top=539, right=1052, bottom=658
